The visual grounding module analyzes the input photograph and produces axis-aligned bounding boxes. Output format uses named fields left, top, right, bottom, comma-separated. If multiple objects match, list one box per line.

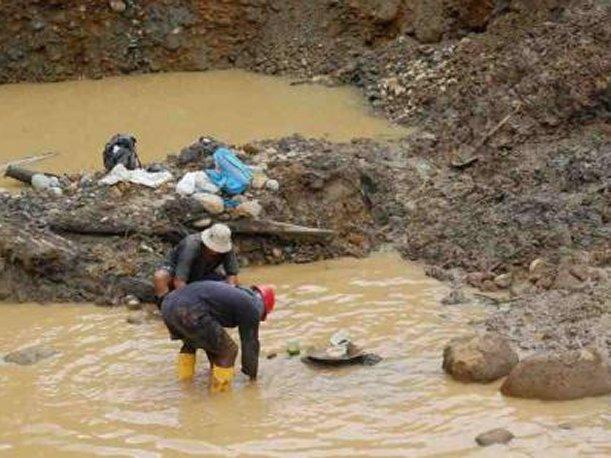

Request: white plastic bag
left=176, top=171, right=219, bottom=196
left=99, top=164, right=173, bottom=188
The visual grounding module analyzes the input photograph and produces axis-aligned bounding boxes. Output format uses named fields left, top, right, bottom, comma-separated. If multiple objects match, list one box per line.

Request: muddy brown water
left=0, top=70, right=406, bottom=188
left=1, top=254, right=608, bottom=457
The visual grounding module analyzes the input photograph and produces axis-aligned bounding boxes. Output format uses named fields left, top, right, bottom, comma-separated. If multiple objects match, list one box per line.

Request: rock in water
left=475, top=428, right=514, bottom=446
left=501, top=348, right=611, bottom=400
left=4, top=345, right=59, bottom=365
left=286, top=340, right=301, bottom=356
left=443, top=333, right=518, bottom=382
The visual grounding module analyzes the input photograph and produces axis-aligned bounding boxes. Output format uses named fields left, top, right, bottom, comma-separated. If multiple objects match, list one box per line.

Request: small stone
left=529, top=258, right=547, bottom=273
left=475, top=428, right=514, bottom=446
left=236, top=200, right=262, bottom=219
left=193, top=193, right=224, bottom=215
left=267, top=352, right=278, bottom=359
left=265, top=179, right=280, bottom=192
left=31, top=20, right=46, bottom=31
left=494, top=273, right=512, bottom=289
left=124, top=295, right=141, bottom=310
left=251, top=173, right=268, bottom=189
left=109, top=0, right=127, bottom=13
left=443, top=333, right=519, bottom=383
left=4, top=345, right=59, bottom=365
left=31, top=174, right=59, bottom=192
left=272, top=247, right=283, bottom=258
left=287, top=340, right=301, bottom=356
left=191, top=217, right=212, bottom=229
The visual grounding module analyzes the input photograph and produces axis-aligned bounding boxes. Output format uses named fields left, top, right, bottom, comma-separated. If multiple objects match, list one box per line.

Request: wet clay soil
left=0, top=254, right=608, bottom=457
left=0, top=70, right=405, bottom=188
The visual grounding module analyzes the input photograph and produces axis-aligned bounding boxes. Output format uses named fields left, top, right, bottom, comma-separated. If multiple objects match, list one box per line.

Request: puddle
left=0, top=70, right=407, bottom=188
left=0, top=253, right=607, bottom=456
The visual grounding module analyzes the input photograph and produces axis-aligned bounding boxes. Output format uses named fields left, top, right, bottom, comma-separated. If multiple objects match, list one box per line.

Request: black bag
left=103, top=134, right=142, bottom=172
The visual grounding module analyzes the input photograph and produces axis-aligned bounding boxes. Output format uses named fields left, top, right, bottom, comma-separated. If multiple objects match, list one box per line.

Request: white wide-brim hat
left=201, top=223, right=232, bottom=253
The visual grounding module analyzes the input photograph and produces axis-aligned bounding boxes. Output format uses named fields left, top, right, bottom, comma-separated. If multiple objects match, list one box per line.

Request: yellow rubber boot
left=210, top=365, right=234, bottom=393
left=177, top=353, right=196, bottom=381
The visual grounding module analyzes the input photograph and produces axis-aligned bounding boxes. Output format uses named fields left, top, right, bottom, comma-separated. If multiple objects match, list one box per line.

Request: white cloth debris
left=176, top=171, right=220, bottom=196
left=99, top=164, right=173, bottom=188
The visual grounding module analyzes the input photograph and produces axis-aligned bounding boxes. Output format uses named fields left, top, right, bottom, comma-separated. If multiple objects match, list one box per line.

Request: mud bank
left=1, top=131, right=609, bottom=353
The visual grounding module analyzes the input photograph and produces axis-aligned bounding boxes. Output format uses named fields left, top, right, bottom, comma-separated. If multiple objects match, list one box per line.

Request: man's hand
left=173, top=278, right=187, bottom=290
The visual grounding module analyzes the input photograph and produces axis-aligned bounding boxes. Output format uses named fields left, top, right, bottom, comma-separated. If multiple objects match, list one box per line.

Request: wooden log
left=50, top=215, right=334, bottom=242
left=227, top=219, right=335, bottom=241
left=0, top=151, right=58, bottom=174
left=4, top=165, right=37, bottom=185
left=49, top=218, right=188, bottom=243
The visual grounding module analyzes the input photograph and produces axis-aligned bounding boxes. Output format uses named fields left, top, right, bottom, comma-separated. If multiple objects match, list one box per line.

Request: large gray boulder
left=501, top=348, right=611, bottom=400
left=443, top=333, right=519, bottom=383
left=4, top=345, right=58, bottom=365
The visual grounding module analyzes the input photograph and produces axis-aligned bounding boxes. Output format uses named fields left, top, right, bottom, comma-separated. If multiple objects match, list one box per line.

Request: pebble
left=31, top=20, right=46, bottom=31
left=475, top=428, right=514, bottom=446
left=251, top=174, right=268, bottom=189
left=236, top=200, right=262, bottom=219
left=124, top=295, right=141, bottom=310
left=265, top=179, right=280, bottom=192
left=287, top=340, right=301, bottom=356
left=109, top=0, right=127, bottom=13
left=193, top=193, right=224, bottom=215
left=494, top=273, right=513, bottom=289
left=529, top=258, right=546, bottom=273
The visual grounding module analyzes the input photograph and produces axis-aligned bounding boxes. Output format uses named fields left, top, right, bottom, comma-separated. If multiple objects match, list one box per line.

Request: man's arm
left=238, top=308, right=260, bottom=380
left=173, top=239, right=198, bottom=289
left=223, top=251, right=240, bottom=285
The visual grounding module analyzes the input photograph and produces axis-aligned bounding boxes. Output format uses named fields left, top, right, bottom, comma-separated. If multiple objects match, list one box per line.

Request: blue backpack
left=205, top=148, right=253, bottom=195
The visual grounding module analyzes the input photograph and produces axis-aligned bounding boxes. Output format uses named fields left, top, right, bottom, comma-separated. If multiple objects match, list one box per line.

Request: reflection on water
left=0, top=253, right=608, bottom=457
left=0, top=70, right=406, bottom=188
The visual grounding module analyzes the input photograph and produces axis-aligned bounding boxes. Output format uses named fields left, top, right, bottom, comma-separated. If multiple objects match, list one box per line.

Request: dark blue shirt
left=162, top=281, right=263, bottom=378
